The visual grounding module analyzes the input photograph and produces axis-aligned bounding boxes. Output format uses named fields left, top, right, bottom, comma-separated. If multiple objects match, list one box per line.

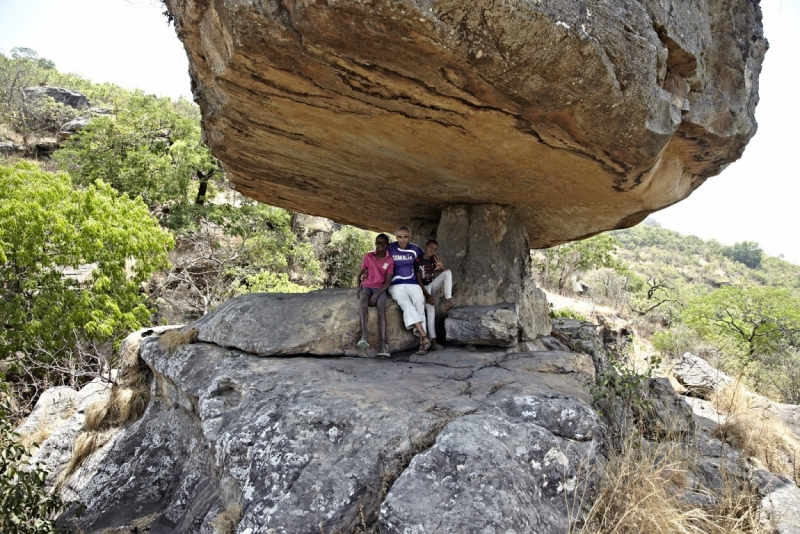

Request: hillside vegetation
left=534, top=221, right=800, bottom=404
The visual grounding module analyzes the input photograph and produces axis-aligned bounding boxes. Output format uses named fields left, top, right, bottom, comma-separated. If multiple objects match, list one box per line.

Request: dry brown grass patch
left=212, top=502, right=243, bottom=534
left=711, top=384, right=800, bottom=481
left=18, top=423, right=58, bottom=448
left=158, top=328, right=199, bottom=354
left=60, top=430, right=114, bottom=482
left=571, top=439, right=763, bottom=534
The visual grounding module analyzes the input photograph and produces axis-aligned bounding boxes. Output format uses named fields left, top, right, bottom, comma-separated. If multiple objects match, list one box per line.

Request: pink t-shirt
left=360, top=251, right=394, bottom=289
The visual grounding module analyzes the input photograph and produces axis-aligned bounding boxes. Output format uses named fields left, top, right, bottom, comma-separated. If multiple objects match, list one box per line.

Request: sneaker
left=357, top=339, right=370, bottom=349
left=430, top=341, right=445, bottom=351
left=377, top=346, right=391, bottom=358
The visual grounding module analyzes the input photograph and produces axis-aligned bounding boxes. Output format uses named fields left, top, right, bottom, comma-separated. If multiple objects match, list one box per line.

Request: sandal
left=417, top=337, right=431, bottom=354
left=357, top=339, right=370, bottom=349
left=377, top=345, right=391, bottom=358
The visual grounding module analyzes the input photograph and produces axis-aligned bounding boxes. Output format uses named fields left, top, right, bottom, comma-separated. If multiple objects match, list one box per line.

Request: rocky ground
left=17, top=292, right=800, bottom=533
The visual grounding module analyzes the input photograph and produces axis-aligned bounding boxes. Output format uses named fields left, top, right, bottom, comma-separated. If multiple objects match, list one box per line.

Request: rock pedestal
left=436, top=204, right=551, bottom=342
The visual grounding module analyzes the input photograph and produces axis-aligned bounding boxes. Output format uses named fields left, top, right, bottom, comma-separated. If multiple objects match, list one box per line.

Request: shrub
left=0, top=383, right=67, bottom=533
left=324, top=226, right=375, bottom=288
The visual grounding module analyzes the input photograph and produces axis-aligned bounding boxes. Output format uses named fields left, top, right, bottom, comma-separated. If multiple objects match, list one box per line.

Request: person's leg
left=408, top=286, right=431, bottom=349
left=434, top=269, right=454, bottom=310
left=389, top=285, right=425, bottom=331
left=358, top=288, right=372, bottom=348
left=424, top=282, right=436, bottom=341
left=376, top=291, right=387, bottom=351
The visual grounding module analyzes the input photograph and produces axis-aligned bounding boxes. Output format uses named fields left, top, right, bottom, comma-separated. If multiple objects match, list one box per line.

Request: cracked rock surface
left=164, top=0, right=765, bottom=246
left=61, top=333, right=599, bottom=533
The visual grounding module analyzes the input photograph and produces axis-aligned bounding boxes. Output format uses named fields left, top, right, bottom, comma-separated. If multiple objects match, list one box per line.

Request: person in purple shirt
left=387, top=226, right=431, bottom=354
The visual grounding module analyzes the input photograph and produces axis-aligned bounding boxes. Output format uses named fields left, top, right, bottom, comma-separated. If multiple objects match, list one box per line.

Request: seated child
left=415, top=239, right=454, bottom=351
left=356, top=233, right=394, bottom=357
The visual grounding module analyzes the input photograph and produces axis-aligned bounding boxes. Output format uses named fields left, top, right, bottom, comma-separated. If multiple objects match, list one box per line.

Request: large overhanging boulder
left=166, top=0, right=765, bottom=246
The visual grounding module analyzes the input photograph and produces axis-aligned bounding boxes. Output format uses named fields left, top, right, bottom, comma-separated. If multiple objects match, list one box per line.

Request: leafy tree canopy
left=0, top=161, right=173, bottom=369
left=534, top=233, right=620, bottom=293
left=683, top=285, right=800, bottom=360
left=723, top=241, right=764, bottom=269
left=54, top=92, right=216, bottom=207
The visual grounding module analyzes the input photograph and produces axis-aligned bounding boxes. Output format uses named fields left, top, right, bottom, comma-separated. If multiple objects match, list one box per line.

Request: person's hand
left=360, top=270, right=368, bottom=282
left=356, top=287, right=362, bottom=299
left=434, top=258, right=445, bottom=271
left=369, top=294, right=378, bottom=306
left=426, top=294, right=435, bottom=305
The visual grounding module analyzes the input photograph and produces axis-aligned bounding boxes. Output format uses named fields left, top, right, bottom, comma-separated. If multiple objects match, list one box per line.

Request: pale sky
left=1, top=0, right=798, bottom=263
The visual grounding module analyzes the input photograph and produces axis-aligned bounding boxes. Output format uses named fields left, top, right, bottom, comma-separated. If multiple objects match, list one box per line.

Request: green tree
left=54, top=92, right=217, bottom=208
left=723, top=241, right=764, bottom=269
left=0, top=161, right=173, bottom=408
left=0, top=383, right=67, bottom=533
left=323, top=226, right=375, bottom=288
left=683, top=285, right=800, bottom=361
left=0, top=48, right=80, bottom=146
left=534, top=234, right=620, bottom=294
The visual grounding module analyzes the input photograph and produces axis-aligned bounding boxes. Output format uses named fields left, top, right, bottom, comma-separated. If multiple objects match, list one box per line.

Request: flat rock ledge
left=57, top=332, right=600, bottom=533
left=193, top=289, right=418, bottom=357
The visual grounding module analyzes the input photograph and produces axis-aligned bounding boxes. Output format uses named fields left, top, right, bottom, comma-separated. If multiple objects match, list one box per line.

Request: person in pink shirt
left=356, top=233, right=394, bottom=357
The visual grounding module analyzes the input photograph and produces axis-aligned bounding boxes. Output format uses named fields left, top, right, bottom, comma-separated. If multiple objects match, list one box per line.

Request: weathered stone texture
left=57, top=331, right=599, bottom=532
left=437, top=204, right=551, bottom=340
left=445, top=303, right=520, bottom=347
left=192, top=288, right=418, bottom=357
left=165, top=0, right=766, bottom=246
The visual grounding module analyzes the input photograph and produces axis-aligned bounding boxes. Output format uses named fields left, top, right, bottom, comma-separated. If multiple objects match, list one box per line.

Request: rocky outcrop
left=165, top=0, right=766, bottom=246
left=50, top=327, right=599, bottom=533
left=24, top=86, right=89, bottom=110
left=670, top=351, right=733, bottom=398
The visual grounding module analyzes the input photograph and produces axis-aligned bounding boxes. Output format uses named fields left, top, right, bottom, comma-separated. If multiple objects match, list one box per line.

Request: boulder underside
left=166, top=0, right=765, bottom=246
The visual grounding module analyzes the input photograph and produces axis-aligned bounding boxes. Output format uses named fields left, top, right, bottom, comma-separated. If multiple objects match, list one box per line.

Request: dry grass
left=711, top=384, right=800, bottom=482
left=18, top=423, right=58, bottom=448
left=212, top=502, right=243, bottom=534
left=158, top=328, right=199, bottom=354
left=571, top=439, right=763, bottom=534
left=60, top=430, right=114, bottom=482
left=64, top=333, right=155, bottom=481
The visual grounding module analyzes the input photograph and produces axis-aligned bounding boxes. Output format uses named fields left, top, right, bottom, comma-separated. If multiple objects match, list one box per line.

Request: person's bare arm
left=356, top=267, right=368, bottom=298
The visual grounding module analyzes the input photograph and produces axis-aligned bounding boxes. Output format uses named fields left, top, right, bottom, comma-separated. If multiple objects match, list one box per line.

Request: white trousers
left=388, top=284, right=426, bottom=333
left=424, top=270, right=452, bottom=339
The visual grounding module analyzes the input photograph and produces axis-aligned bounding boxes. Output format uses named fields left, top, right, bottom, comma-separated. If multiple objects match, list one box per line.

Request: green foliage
left=683, top=285, right=800, bottom=361
left=0, top=161, right=172, bottom=396
left=534, top=233, right=620, bottom=293
left=551, top=308, right=588, bottom=322
left=324, top=226, right=375, bottom=288
left=54, top=92, right=216, bottom=208
left=0, top=48, right=81, bottom=145
left=0, top=383, right=67, bottom=533
left=232, top=272, right=314, bottom=295
left=723, top=241, right=764, bottom=269
left=592, top=352, right=661, bottom=450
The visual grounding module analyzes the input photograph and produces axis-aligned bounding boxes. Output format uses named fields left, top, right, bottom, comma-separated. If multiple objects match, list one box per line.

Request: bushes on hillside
left=0, top=161, right=173, bottom=413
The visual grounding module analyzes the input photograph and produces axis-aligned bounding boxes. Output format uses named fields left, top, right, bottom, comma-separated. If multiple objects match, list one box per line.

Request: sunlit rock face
left=166, top=0, right=765, bottom=246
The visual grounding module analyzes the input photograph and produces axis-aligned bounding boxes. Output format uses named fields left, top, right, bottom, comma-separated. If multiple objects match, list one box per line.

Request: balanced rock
left=165, top=0, right=766, bottom=245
